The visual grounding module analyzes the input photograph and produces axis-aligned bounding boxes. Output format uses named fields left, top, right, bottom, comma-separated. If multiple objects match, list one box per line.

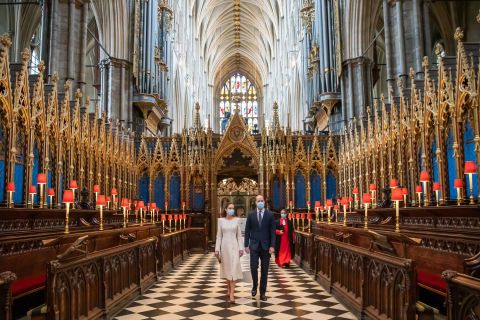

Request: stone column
left=67, top=0, right=75, bottom=82
left=412, top=0, right=424, bottom=78
left=78, top=1, right=89, bottom=111
left=395, top=0, right=407, bottom=81
left=383, top=0, right=394, bottom=88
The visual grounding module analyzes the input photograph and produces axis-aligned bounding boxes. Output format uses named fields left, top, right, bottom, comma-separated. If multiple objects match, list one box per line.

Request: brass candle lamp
left=415, top=185, right=423, bottom=207
left=37, top=173, right=47, bottom=208
left=340, top=197, right=349, bottom=227
left=62, top=189, right=74, bottom=234
left=96, top=195, right=106, bottom=231
left=464, top=161, right=477, bottom=205
left=47, top=188, right=55, bottom=209
left=419, top=171, right=430, bottom=206
left=6, top=182, right=15, bottom=208
left=433, top=182, right=441, bottom=207
left=391, top=188, right=404, bottom=233
left=28, top=185, right=37, bottom=209
left=362, top=193, right=371, bottom=229
left=120, top=198, right=129, bottom=228
left=454, top=179, right=463, bottom=206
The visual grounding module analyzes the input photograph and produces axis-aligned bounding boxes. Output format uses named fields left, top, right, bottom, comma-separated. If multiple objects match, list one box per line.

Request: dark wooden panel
left=46, top=237, right=157, bottom=320
left=442, top=271, right=480, bottom=320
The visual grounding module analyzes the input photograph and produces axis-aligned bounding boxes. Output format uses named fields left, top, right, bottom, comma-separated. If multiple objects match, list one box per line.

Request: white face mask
left=227, top=209, right=235, bottom=216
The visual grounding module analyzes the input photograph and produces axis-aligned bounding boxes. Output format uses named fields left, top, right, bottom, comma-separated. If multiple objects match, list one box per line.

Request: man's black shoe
left=260, top=295, right=267, bottom=301
left=251, top=289, right=257, bottom=297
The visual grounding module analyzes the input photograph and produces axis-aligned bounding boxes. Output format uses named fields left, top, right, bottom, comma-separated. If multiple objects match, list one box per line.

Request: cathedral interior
left=0, top=0, right=479, bottom=319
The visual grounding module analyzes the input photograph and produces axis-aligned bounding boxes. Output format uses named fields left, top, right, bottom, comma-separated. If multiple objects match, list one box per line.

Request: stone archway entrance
left=210, top=110, right=260, bottom=238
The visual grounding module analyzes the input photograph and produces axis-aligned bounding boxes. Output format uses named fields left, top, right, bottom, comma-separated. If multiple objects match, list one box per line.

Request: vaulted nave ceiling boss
left=195, top=0, right=281, bottom=90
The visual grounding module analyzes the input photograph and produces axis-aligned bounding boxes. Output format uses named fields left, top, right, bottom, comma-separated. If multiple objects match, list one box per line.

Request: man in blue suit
left=244, top=195, right=276, bottom=301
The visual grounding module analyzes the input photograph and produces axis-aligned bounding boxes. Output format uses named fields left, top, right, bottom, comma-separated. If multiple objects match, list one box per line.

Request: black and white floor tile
left=115, top=254, right=358, bottom=320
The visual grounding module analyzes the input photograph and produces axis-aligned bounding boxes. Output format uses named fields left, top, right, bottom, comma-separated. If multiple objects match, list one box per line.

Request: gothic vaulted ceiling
left=193, top=0, right=282, bottom=92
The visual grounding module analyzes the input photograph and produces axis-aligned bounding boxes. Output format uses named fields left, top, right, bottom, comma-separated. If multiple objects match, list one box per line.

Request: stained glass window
left=219, top=73, right=258, bottom=133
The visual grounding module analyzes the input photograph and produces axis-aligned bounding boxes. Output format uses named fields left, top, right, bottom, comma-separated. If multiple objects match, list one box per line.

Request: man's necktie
left=258, top=211, right=263, bottom=227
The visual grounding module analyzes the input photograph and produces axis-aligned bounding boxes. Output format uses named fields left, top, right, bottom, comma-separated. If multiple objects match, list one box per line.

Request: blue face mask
left=281, top=213, right=287, bottom=219
left=256, top=201, right=265, bottom=210
left=227, top=209, right=235, bottom=215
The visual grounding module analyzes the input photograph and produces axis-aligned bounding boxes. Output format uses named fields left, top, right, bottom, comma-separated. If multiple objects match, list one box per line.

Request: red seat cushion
left=11, top=274, right=46, bottom=297
left=417, top=270, right=447, bottom=293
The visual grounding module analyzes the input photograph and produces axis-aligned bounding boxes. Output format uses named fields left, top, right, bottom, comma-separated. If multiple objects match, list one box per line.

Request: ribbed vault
left=193, top=0, right=281, bottom=91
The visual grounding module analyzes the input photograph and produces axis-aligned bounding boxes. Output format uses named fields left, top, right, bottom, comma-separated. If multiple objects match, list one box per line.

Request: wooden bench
left=442, top=270, right=480, bottom=319
left=45, top=236, right=158, bottom=319
left=313, top=235, right=416, bottom=320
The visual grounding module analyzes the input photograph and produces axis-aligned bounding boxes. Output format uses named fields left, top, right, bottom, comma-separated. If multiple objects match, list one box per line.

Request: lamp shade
left=306, top=201, right=310, bottom=207
left=391, top=188, right=403, bottom=201
left=301, top=213, right=306, bottom=220
left=319, top=205, right=324, bottom=211
left=288, top=214, right=292, bottom=219
left=454, top=179, right=463, bottom=188
left=326, top=199, right=333, bottom=207
left=161, top=214, right=166, bottom=221
left=420, top=171, right=430, bottom=182
left=349, top=197, right=353, bottom=202
left=433, top=182, right=441, bottom=191
left=37, top=173, right=47, bottom=184
left=62, top=189, right=74, bottom=203
left=295, top=213, right=300, bottom=219
left=401, top=187, right=409, bottom=195
left=121, top=198, right=129, bottom=207
left=464, top=161, right=477, bottom=174
left=333, top=205, right=339, bottom=210
left=174, top=214, right=178, bottom=220
left=111, top=188, right=118, bottom=195
left=47, top=188, right=55, bottom=196
left=6, top=182, right=15, bottom=192
left=168, top=214, right=173, bottom=221
left=389, top=179, right=399, bottom=188
left=106, top=196, right=111, bottom=202
left=29, top=185, right=37, bottom=194
left=69, top=180, right=78, bottom=189
left=362, top=193, right=372, bottom=204
left=307, top=213, right=312, bottom=220
left=369, top=184, right=377, bottom=191
left=150, top=202, right=157, bottom=210
left=415, top=185, right=423, bottom=193
left=314, top=201, right=321, bottom=208
left=352, top=187, right=359, bottom=194
left=341, top=197, right=349, bottom=206
left=96, top=195, right=106, bottom=206
left=93, top=185, right=100, bottom=193
left=138, top=201, right=145, bottom=208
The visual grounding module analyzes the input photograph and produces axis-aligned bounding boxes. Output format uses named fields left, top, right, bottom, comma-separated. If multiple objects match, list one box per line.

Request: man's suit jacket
left=244, top=209, right=276, bottom=251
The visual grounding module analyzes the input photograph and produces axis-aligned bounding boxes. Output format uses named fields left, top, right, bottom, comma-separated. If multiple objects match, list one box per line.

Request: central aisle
left=115, top=254, right=357, bottom=320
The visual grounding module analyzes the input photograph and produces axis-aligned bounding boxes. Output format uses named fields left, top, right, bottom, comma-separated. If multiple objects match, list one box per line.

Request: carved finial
left=272, top=101, right=280, bottom=128
left=85, top=96, right=90, bottom=106
left=75, top=88, right=82, bottom=100
left=409, top=67, right=415, bottom=79
left=0, top=33, right=12, bottom=48
left=64, top=79, right=71, bottom=92
left=193, top=102, right=202, bottom=129
left=51, top=72, right=58, bottom=84
left=397, top=77, right=404, bottom=90
left=434, top=42, right=444, bottom=57
left=477, top=9, right=480, bottom=24
left=422, top=56, right=429, bottom=69
left=21, top=48, right=31, bottom=63
left=454, top=27, right=464, bottom=42
left=37, top=61, right=45, bottom=73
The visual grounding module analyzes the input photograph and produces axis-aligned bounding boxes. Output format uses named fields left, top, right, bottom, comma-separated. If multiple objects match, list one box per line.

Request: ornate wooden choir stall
left=0, top=34, right=209, bottom=320
left=292, top=28, right=480, bottom=320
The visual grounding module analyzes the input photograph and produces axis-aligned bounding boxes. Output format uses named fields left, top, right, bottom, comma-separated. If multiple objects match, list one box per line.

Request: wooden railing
left=442, top=271, right=480, bottom=320
left=45, top=237, right=158, bottom=320
left=314, top=236, right=416, bottom=320
left=294, top=230, right=314, bottom=272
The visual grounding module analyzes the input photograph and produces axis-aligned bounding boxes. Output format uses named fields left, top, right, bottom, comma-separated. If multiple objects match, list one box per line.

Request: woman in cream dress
left=215, top=203, right=244, bottom=303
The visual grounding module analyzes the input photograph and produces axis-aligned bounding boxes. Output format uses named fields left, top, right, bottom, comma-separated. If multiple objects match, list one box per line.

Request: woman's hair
left=221, top=202, right=235, bottom=217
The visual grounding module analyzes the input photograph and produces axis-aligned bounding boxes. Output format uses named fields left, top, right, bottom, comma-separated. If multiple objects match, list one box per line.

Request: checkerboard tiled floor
left=115, top=254, right=357, bottom=320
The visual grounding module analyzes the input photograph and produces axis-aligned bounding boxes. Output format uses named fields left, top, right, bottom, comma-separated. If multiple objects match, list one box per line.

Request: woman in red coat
left=275, top=209, right=295, bottom=268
